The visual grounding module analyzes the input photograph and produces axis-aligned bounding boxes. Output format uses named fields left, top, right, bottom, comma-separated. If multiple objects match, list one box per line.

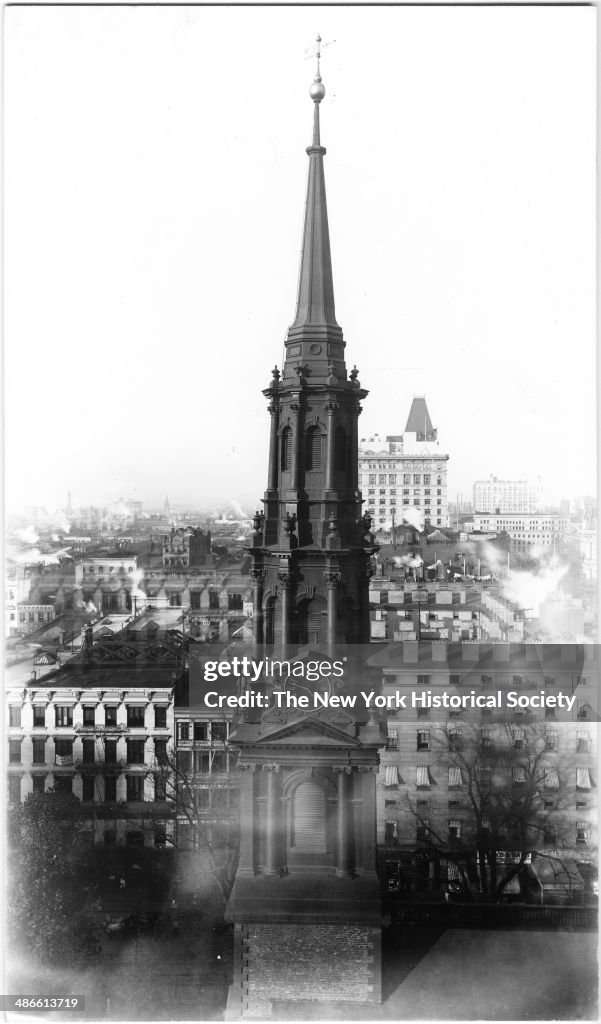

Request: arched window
left=297, top=596, right=326, bottom=646
left=281, top=427, right=292, bottom=471
left=335, top=426, right=348, bottom=473
left=305, top=427, right=322, bottom=471
left=292, top=781, right=326, bottom=851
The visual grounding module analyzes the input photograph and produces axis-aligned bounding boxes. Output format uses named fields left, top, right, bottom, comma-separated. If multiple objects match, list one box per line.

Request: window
left=413, top=475, right=421, bottom=485
left=417, top=730, right=430, bottom=751
left=126, top=775, right=144, bottom=801
left=577, top=731, right=591, bottom=753
left=577, top=703, right=589, bottom=720
left=512, top=728, right=525, bottom=749
left=8, top=776, right=21, bottom=802
left=9, top=740, right=21, bottom=764
left=544, top=675, right=556, bottom=687
left=386, top=730, right=398, bottom=750
left=305, top=427, right=322, bottom=471
left=154, top=825, right=167, bottom=848
left=194, top=722, right=208, bottom=741
left=154, top=774, right=166, bottom=801
left=543, top=768, right=559, bottom=790
left=155, top=739, right=168, bottom=765
left=104, top=776, right=117, bottom=801
left=280, top=426, right=292, bottom=471
left=369, top=475, right=376, bottom=485
left=228, top=593, right=243, bottom=611
left=389, top=475, right=396, bottom=485
left=127, top=706, right=145, bottom=728
left=32, top=775, right=45, bottom=795
left=212, top=751, right=227, bottom=772
left=178, top=722, right=190, bottom=742
left=154, top=706, right=167, bottom=729
left=212, top=721, right=228, bottom=742
left=448, top=767, right=463, bottom=788
left=82, top=776, right=95, bottom=801
left=448, top=727, right=462, bottom=751
left=105, top=706, right=118, bottom=727
left=82, top=705, right=96, bottom=726
left=385, top=820, right=398, bottom=843
left=448, top=819, right=461, bottom=839
left=53, top=776, right=72, bottom=795
left=127, top=740, right=145, bottom=765
left=417, top=707, right=430, bottom=719
left=416, top=766, right=431, bottom=788
left=543, top=824, right=558, bottom=845
left=512, top=766, right=526, bottom=785
left=55, top=705, right=73, bottom=727
left=545, top=730, right=558, bottom=751
left=479, top=766, right=492, bottom=788
left=82, top=739, right=95, bottom=765
left=545, top=707, right=556, bottom=720
left=33, top=705, right=46, bottom=727
left=513, top=675, right=523, bottom=687
left=384, top=766, right=400, bottom=787
left=403, top=474, right=411, bottom=485
left=576, top=821, right=590, bottom=845
left=576, top=768, right=592, bottom=790
left=32, top=739, right=46, bottom=765
left=104, top=740, right=117, bottom=764
left=416, top=820, right=429, bottom=842
left=9, top=707, right=21, bottom=728
left=193, top=751, right=210, bottom=773
left=55, top=739, right=73, bottom=765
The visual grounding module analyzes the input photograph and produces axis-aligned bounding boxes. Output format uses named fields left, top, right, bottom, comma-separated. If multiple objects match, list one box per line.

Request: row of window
left=7, top=773, right=164, bottom=803
left=385, top=727, right=594, bottom=752
left=383, top=762, right=594, bottom=791
left=177, top=721, right=228, bottom=742
left=384, top=820, right=592, bottom=845
left=8, top=737, right=168, bottom=766
left=365, top=474, right=444, bottom=486
left=9, top=704, right=169, bottom=729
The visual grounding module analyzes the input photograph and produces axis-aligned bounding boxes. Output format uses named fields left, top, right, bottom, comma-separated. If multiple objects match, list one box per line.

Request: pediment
left=256, top=709, right=360, bottom=747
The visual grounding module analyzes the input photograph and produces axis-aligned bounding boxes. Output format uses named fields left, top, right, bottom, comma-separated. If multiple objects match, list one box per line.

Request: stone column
left=263, top=765, right=282, bottom=876
left=249, top=568, right=265, bottom=648
left=237, top=766, right=256, bottom=876
left=335, top=766, right=353, bottom=877
left=267, top=401, right=279, bottom=491
left=324, top=400, right=338, bottom=492
left=278, top=572, right=293, bottom=651
left=324, top=571, right=342, bottom=655
left=289, top=402, right=301, bottom=491
left=351, top=401, right=363, bottom=491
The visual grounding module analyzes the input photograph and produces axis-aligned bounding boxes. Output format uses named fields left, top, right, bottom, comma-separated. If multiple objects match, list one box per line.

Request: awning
left=529, top=857, right=584, bottom=891
left=448, top=767, right=463, bottom=787
left=416, top=766, right=430, bottom=787
left=576, top=768, right=592, bottom=789
left=385, top=766, right=400, bottom=787
left=543, top=768, right=559, bottom=789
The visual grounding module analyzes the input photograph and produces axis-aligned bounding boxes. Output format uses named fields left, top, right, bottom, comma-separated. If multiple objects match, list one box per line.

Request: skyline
left=5, top=6, right=596, bottom=513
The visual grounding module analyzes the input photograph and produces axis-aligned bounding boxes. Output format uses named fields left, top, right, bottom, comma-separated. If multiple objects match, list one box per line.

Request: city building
left=370, top=642, right=598, bottom=896
left=75, top=553, right=137, bottom=613
left=359, top=396, right=449, bottom=532
left=473, top=476, right=544, bottom=514
left=472, top=513, right=570, bottom=553
left=6, top=625, right=181, bottom=847
left=162, top=527, right=213, bottom=569
left=5, top=567, right=32, bottom=636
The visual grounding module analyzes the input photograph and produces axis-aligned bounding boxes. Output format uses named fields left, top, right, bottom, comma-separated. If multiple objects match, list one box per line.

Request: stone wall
left=228, top=922, right=381, bottom=1018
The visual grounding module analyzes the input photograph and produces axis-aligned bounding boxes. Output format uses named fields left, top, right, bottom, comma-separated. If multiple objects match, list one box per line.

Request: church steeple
left=284, top=37, right=345, bottom=382
left=248, top=39, right=377, bottom=652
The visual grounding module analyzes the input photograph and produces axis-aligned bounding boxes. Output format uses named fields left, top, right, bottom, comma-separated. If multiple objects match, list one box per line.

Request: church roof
left=405, top=396, right=435, bottom=436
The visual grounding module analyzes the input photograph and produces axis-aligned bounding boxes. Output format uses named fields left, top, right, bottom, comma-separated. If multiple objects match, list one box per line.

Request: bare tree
left=147, top=722, right=239, bottom=906
left=407, top=716, right=577, bottom=902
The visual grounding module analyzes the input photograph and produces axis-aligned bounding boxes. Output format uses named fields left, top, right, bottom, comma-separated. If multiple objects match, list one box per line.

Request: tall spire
left=285, top=35, right=344, bottom=379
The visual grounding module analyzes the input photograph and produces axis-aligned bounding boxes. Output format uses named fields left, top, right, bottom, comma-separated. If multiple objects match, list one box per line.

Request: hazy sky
left=5, top=5, right=596, bottom=514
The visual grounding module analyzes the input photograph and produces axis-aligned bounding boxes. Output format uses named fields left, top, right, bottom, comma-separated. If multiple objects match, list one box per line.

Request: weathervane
left=303, top=33, right=336, bottom=75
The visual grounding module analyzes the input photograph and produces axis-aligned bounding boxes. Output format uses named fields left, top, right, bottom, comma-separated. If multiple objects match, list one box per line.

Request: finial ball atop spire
left=310, top=77, right=326, bottom=103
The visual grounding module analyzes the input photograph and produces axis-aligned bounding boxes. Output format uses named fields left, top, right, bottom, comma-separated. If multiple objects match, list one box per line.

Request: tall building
left=225, top=48, right=383, bottom=1017
left=246, top=56, right=377, bottom=652
left=359, top=396, right=449, bottom=531
left=474, top=476, right=543, bottom=514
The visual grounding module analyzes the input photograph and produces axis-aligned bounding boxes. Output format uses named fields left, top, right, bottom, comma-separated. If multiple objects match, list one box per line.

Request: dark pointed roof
left=283, top=53, right=345, bottom=381
left=405, top=396, right=436, bottom=440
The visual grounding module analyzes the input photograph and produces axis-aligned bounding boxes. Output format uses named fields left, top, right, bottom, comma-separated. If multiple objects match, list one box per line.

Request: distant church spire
left=284, top=36, right=344, bottom=381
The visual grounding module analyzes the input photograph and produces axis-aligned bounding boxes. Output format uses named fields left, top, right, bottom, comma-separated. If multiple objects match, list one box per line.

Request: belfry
left=225, top=42, right=383, bottom=1019
left=247, top=39, right=377, bottom=654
